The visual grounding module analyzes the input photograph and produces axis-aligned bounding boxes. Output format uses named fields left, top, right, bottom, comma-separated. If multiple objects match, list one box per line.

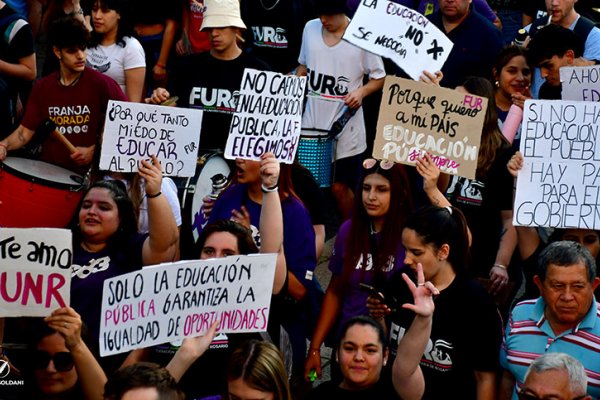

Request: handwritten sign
left=514, top=100, right=600, bottom=228
left=99, top=254, right=277, bottom=356
left=224, top=69, right=306, bottom=163
left=373, top=76, right=486, bottom=179
left=0, top=228, right=71, bottom=317
left=560, top=65, right=600, bottom=102
left=344, top=0, right=453, bottom=80
left=100, top=101, right=202, bottom=176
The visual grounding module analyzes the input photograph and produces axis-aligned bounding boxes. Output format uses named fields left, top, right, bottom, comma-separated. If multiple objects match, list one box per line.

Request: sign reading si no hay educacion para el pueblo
left=373, top=76, right=487, bottom=179
left=514, top=99, right=600, bottom=229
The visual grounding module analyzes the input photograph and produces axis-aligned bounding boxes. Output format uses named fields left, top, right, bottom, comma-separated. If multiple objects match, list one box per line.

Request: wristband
left=308, top=348, right=320, bottom=356
left=493, top=263, right=507, bottom=270
left=147, top=191, right=162, bottom=199
left=155, top=63, right=167, bottom=69
left=261, top=184, right=278, bottom=193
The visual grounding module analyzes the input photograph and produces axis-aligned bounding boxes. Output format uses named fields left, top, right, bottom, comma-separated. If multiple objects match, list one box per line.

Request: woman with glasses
left=304, top=159, right=413, bottom=380
left=27, top=307, right=105, bottom=400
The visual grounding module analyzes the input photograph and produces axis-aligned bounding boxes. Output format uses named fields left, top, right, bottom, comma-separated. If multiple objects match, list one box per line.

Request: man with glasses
left=499, top=241, right=600, bottom=400
left=517, top=353, right=591, bottom=400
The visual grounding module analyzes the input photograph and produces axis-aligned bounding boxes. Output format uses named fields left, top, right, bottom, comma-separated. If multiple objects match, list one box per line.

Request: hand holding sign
left=139, top=155, right=163, bottom=197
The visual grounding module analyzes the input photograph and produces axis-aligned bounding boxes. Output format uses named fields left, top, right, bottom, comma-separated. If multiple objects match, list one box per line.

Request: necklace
left=59, top=73, right=82, bottom=87
left=259, top=0, right=280, bottom=11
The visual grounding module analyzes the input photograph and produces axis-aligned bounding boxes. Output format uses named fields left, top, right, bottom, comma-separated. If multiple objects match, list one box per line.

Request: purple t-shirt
left=329, top=220, right=405, bottom=332
left=70, top=234, right=146, bottom=344
left=208, top=184, right=317, bottom=283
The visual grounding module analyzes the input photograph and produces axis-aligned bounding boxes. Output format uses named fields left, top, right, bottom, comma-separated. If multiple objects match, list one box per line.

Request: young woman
left=226, top=340, right=292, bottom=400
left=87, top=0, right=146, bottom=102
left=305, top=160, right=413, bottom=379
left=311, top=275, right=437, bottom=400
left=493, top=45, right=532, bottom=121
left=372, top=206, right=503, bottom=399
left=126, top=153, right=289, bottom=399
left=439, top=77, right=517, bottom=297
left=69, top=155, right=178, bottom=370
left=24, top=307, right=106, bottom=400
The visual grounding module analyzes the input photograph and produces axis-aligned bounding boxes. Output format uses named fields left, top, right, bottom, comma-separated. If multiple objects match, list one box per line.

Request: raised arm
left=166, top=320, right=218, bottom=382
left=141, top=155, right=179, bottom=265
left=45, top=307, right=106, bottom=400
left=258, top=152, right=287, bottom=295
left=392, top=263, right=438, bottom=400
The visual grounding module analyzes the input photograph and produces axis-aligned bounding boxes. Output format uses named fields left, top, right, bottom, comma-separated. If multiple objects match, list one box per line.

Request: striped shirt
left=500, top=298, right=600, bottom=399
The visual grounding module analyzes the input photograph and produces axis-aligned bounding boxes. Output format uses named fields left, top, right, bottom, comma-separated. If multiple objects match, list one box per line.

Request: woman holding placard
left=431, top=77, right=517, bottom=302
left=22, top=307, right=106, bottom=400
left=69, top=155, right=178, bottom=371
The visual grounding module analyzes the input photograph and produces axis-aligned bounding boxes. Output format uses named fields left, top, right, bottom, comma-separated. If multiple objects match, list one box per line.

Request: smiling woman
left=69, top=156, right=179, bottom=371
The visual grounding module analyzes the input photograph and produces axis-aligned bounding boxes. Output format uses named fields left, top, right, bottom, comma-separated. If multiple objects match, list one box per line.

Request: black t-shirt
left=310, top=379, right=400, bottom=400
left=170, top=51, right=270, bottom=151
left=290, top=163, right=327, bottom=225
left=241, top=0, right=311, bottom=74
left=0, top=4, right=34, bottom=66
left=385, top=274, right=503, bottom=400
left=539, top=81, right=562, bottom=100
left=445, top=147, right=515, bottom=277
left=131, top=0, right=182, bottom=25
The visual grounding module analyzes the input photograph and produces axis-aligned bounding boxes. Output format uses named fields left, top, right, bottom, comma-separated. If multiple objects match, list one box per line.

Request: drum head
left=2, top=157, right=84, bottom=190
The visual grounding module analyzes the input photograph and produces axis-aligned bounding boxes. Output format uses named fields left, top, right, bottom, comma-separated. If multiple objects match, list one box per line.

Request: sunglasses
left=33, top=350, right=74, bottom=372
left=518, top=389, right=587, bottom=400
left=362, top=158, right=395, bottom=170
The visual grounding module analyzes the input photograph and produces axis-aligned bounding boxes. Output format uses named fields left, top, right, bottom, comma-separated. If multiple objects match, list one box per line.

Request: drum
left=180, top=152, right=231, bottom=247
left=297, top=132, right=333, bottom=188
left=0, top=157, right=85, bottom=228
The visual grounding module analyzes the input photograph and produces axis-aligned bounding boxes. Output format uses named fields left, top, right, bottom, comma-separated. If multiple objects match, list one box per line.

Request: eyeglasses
left=362, top=158, right=395, bottom=170
left=33, top=350, right=74, bottom=372
left=517, top=389, right=587, bottom=400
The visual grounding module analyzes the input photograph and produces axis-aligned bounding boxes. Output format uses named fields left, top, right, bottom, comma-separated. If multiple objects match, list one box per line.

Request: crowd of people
left=0, top=0, right=599, bottom=398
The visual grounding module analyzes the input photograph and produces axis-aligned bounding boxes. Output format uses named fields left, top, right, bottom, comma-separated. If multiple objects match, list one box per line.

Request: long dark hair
left=89, top=0, right=135, bottom=47
left=342, top=163, right=413, bottom=286
left=404, top=205, right=470, bottom=275
left=70, top=180, right=139, bottom=257
left=461, top=77, right=509, bottom=179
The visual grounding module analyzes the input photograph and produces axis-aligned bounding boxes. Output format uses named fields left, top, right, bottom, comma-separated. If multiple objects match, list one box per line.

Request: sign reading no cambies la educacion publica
left=514, top=99, right=600, bottom=229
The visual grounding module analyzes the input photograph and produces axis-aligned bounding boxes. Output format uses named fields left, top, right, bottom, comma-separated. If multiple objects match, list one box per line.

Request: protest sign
left=0, top=228, right=71, bottom=317
left=99, top=254, right=277, bottom=356
left=100, top=101, right=202, bottom=176
left=514, top=100, right=600, bottom=229
left=344, top=0, right=453, bottom=80
left=373, top=76, right=486, bottom=179
left=560, top=65, right=600, bottom=101
left=224, top=69, right=306, bottom=163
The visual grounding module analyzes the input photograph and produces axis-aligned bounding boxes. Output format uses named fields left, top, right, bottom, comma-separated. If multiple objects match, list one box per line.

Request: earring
left=495, top=80, right=499, bottom=87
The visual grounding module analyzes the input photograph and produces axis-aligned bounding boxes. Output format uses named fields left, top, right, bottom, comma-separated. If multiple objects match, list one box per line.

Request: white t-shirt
left=298, top=18, right=385, bottom=160
left=87, top=36, right=146, bottom=95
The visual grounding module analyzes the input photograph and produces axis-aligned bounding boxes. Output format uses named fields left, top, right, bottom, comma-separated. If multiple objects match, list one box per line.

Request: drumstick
left=52, top=130, right=77, bottom=154
left=41, top=119, right=77, bottom=154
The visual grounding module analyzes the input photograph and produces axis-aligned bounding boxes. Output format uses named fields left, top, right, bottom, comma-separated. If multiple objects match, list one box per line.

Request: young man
left=148, top=0, right=269, bottom=151
left=500, top=241, right=600, bottom=400
left=297, top=0, right=385, bottom=220
left=0, top=16, right=126, bottom=174
left=0, top=0, right=35, bottom=139
left=527, top=24, right=597, bottom=99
